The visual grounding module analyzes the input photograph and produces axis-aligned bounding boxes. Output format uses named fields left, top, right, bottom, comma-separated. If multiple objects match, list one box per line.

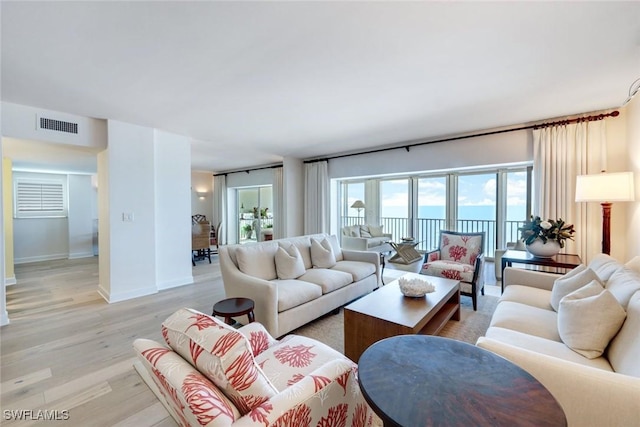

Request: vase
left=526, top=239, right=561, bottom=258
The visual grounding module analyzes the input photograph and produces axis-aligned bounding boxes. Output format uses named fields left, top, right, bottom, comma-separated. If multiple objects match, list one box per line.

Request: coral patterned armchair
left=133, top=308, right=376, bottom=427
left=420, top=230, right=485, bottom=311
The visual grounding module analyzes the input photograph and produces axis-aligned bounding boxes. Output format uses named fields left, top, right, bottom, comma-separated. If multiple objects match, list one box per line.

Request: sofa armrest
left=503, top=267, right=559, bottom=291
left=233, top=359, right=374, bottom=427
left=219, top=247, right=279, bottom=336
left=342, top=249, right=381, bottom=284
left=341, top=236, right=368, bottom=251
left=476, top=337, right=640, bottom=427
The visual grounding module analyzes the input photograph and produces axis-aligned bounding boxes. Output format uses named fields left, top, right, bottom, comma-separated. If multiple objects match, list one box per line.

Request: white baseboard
left=98, top=284, right=158, bottom=303
left=14, top=253, right=68, bottom=264
left=157, top=276, right=194, bottom=291
left=68, top=252, right=95, bottom=260
left=0, top=310, right=9, bottom=326
left=5, top=276, right=17, bottom=286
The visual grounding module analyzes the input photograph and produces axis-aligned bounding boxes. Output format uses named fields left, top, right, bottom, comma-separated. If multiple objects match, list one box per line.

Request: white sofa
left=219, top=233, right=380, bottom=338
left=477, top=254, right=640, bottom=427
left=341, top=224, right=392, bottom=252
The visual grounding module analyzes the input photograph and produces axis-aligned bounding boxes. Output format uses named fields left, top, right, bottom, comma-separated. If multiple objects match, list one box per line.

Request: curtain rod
left=213, top=163, right=282, bottom=177
left=303, top=110, right=619, bottom=164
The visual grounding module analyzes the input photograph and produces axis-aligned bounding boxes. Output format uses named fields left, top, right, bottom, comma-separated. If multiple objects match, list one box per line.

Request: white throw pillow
left=369, top=225, right=384, bottom=237
left=550, top=265, right=600, bottom=311
left=274, top=244, right=306, bottom=280
left=310, top=238, right=337, bottom=268
left=558, top=281, right=627, bottom=359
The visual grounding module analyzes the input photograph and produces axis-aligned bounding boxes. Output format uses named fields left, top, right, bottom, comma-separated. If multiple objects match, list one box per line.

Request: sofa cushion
left=558, top=281, right=626, bottom=359
left=366, top=236, right=391, bottom=249
left=332, top=260, right=376, bottom=282
left=589, top=253, right=624, bottom=282
left=484, top=327, right=613, bottom=371
left=298, top=268, right=353, bottom=294
left=161, top=308, right=278, bottom=414
left=325, top=234, right=344, bottom=262
left=490, top=301, right=560, bottom=342
left=272, top=279, right=323, bottom=312
left=310, top=237, right=337, bottom=268
left=500, top=284, right=553, bottom=310
left=236, top=242, right=278, bottom=281
left=550, top=266, right=601, bottom=311
left=607, top=291, right=640, bottom=377
left=275, top=244, right=305, bottom=280
left=605, top=267, right=640, bottom=310
left=134, top=338, right=242, bottom=426
left=254, top=334, right=349, bottom=392
left=421, top=260, right=474, bottom=282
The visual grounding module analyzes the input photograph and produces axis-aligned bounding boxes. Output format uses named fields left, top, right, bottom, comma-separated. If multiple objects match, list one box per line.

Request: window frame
left=14, top=177, right=68, bottom=219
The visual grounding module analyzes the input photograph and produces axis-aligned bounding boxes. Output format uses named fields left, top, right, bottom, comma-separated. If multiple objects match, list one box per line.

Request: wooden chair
left=420, top=230, right=485, bottom=310
left=192, top=221, right=211, bottom=266
left=210, top=221, right=222, bottom=254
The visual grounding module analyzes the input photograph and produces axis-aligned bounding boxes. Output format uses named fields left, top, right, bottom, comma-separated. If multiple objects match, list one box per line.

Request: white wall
left=1, top=102, right=107, bottom=149
left=191, top=171, right=213, bottom=221
left=99, top=121, right=157, bottom=302
left=155, top=130, right=193, bottom=290
left=328, top=129, right=531, bottom=179
left=0, top=136, right=9, bottom=326
left=626, top=95, right=640, bottom=260
left=68, top=174, right=94, bottom=259
left=283, top=157, right=304, bottom=237
left=12, top=171, right=69, bottom=263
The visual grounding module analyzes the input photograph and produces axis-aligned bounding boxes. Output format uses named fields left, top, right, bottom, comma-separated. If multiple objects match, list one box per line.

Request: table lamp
left=575, top=171, right=635, bottom=254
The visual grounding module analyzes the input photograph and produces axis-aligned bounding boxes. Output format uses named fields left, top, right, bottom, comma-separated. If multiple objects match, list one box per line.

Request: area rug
left=292, top=293, right=499, bottom=354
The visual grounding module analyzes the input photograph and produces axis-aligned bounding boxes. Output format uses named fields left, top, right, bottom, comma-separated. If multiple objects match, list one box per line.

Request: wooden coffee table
left=344, top=272, right=460, bottom=362
left=358, top=335, right=566, bottom=427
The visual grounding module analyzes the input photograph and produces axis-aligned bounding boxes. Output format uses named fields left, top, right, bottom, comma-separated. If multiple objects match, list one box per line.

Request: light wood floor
left=1, top=255, right=500, bottom=426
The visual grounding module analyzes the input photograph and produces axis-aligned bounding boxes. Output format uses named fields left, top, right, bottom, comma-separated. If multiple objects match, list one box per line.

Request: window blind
left=15, top=180, right=66, bottom=217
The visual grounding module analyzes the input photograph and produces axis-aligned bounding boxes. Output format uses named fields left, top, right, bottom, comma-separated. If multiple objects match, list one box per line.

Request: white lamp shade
left=575, top=172, right=635, bottom=202
left=351, top=200, right=365, bottom=209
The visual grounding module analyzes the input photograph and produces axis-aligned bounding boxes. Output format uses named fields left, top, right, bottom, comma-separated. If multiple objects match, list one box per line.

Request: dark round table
left=212, top=297, right=255, bottom=325
left=358, top=335, right=566, bottom=427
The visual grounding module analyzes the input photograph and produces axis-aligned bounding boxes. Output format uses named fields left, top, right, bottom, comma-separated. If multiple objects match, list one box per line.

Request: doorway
left=237, top=186, right=273, bottom=244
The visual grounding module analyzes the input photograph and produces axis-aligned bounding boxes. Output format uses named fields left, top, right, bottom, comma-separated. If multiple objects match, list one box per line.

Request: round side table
left=212, top=297, right=255, bottom=326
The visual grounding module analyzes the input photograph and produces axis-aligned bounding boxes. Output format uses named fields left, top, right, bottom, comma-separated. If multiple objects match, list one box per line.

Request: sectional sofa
left=477, top=254, right=640, bottom=427
left=219, top=233, right=380, bottom=338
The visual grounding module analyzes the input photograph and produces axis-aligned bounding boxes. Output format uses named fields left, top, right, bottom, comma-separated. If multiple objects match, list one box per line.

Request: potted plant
left=242, top=223, right=253, bottom=239
left=519, top=215, right=575, bottom=257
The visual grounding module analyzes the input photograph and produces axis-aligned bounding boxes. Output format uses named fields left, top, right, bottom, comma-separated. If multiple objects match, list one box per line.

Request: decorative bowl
left=398, top=276, right=436, bottom=297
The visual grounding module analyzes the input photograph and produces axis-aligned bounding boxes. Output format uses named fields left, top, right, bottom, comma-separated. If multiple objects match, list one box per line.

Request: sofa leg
left=472, top=294, right=478, bottom=311
left=331, top=308, right=340, bottom=315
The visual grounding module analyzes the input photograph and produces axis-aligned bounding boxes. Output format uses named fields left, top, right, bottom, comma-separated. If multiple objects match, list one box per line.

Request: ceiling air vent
left=37, top=116, right=79, bottom=134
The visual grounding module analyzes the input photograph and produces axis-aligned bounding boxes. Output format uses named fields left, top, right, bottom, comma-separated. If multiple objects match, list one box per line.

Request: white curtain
left=213, top=174, right=227, bottom=245
left=533, top=121, right=606, bottom=262
left=272, top=167, right=285, bottom=239
left=304, top=161, right=329, bottom=234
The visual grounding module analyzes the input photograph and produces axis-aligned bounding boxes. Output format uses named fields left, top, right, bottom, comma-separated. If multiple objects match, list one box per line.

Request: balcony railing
left=341, top=216, right=525, bottom=258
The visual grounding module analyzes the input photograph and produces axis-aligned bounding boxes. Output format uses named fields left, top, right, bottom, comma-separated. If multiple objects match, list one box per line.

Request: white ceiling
left=2, top=1, right=639, bottom=174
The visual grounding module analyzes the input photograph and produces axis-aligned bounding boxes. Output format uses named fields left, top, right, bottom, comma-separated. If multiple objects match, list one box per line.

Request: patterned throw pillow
left=359, top=226, right=372, bottom=238
left=162, top=308, right=278, bottom=414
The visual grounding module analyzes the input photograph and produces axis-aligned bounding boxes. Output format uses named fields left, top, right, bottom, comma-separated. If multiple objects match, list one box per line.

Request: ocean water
left=381, top=205, right=527, bottom=222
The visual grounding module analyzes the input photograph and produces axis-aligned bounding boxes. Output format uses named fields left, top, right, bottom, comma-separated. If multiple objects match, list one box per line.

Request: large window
left=341, top=182, right=365, bottom=226
left=338, top=166, right=531, bottom=257
left=237, top=186, right=272, bottom=244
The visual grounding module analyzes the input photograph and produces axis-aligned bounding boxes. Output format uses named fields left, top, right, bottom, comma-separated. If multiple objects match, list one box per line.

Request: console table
left=501, top=250, right=582, bottom=293
left=358, top=335, right=566, bottom=426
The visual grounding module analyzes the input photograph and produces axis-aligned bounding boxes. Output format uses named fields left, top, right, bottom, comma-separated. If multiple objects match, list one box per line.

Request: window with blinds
left=14, top=179, right=67, bottom=218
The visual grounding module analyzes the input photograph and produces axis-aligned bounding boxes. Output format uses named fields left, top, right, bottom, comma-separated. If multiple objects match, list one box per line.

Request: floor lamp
left=575, top=171, right=635, bottom=255
left=351, top=200, right=365, bottom=224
